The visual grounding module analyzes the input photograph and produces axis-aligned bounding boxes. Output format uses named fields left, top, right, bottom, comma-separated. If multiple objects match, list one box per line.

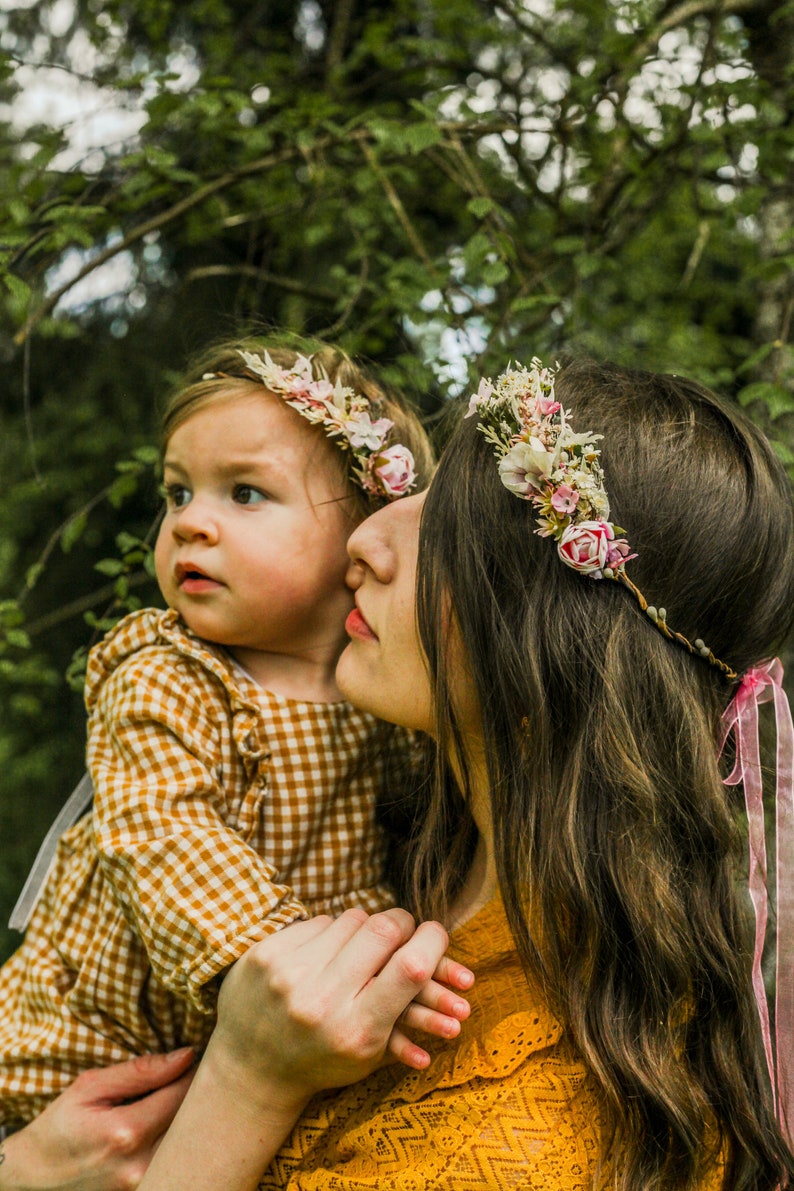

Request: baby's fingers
left=431, top=955, right=475, bottom=992
left=409, top=977, right=471, bottom=1021
left=399, top=1000, right=463, bottom=1040
left=385, top=1027, right=432, bottom=1070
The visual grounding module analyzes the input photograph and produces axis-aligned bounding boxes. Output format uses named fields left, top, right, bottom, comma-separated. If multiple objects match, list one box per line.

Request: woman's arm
left=138, top=908, right=459, bottom=1191
left=0, top=1049, right=195, bottom=1191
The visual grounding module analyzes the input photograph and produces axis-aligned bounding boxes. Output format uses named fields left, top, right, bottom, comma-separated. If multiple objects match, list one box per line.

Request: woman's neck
left=448, top=832, right=498, bottom=930
left=448, top=741, right=498, bottom=930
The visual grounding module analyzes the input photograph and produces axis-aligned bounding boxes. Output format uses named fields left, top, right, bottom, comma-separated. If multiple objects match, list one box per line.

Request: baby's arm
left=88, top=648, right=309, bottom=1010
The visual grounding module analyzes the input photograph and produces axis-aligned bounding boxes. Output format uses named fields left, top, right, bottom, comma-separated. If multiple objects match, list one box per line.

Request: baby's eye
left=164, top=483, right=191, bottom=509
left=234, top=484, right=268, bottom=506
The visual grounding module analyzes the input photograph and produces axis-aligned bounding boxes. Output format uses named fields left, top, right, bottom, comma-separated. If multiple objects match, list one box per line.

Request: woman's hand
left=0, top=1049, right=195, bottom=1191
left=211, top=907, right=465, bottom=1105
left=136, top=909, right=468, bottom=1190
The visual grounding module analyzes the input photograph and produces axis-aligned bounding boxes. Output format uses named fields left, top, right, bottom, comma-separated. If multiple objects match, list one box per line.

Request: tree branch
left=185, top=263, right=338, bottom=302
left=23, top=571, right=154, bottom=638
left=13, top=118, right=512, bottom=347
left=359, top=140, right=439, bottom=275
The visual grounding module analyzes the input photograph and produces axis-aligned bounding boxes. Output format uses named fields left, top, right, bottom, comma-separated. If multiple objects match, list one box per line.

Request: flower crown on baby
left=220, top=349, right=417, bottom=503
left=467, top=359, right=738, bottom=682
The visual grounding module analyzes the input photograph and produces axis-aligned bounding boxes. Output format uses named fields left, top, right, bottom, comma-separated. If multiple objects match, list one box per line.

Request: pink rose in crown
left=557, top=520, right=614, bottom=576
left=372, top=445, right=416, bottom=497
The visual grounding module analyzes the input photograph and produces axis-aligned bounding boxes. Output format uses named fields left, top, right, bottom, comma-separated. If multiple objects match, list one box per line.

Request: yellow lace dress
left=259, top=897, right=725, bottom=1189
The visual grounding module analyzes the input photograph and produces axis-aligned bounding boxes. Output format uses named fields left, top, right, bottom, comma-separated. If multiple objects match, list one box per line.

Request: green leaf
left=481, top=258, right=509, bottom=286
left=737, top=382, right=794, bottom=420
left=467, top=197, right=495, bottom=219
left=94, top=558, right=125, bottom=576
left=24, top=562, right=44, bottom=591
left=61, top=513, right=87, bottom=554
left=4, top=628, right=31, bottom=650
left=510, top=294, right=561, bottom=312
left=735, top=342, right=777, bottom=376
left=3, top=273, right=31, bottom=306
left=402, top=122, right=443, bottom=154
left=552, top=237, right=586, bottom=255
left=108, top=475, right=138, bottom=507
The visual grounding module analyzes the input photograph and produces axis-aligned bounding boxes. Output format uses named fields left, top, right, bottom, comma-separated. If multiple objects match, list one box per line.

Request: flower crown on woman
left=235, top=349, right=417, bottom=504
left=467, top=357, right=737, bottom=682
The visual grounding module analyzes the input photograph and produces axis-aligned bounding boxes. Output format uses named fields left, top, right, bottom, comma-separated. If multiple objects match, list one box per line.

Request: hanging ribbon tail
left=770, top=669, right=794, bottom=1147
left=8, top=771, right=95, bottom=932
left=721, top=674, right=775, bottom=1109
left=720, top=658, right=794, bottom=1147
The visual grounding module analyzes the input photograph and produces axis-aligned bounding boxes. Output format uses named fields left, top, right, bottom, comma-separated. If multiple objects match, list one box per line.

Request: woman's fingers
left=123, top=1064, right=196, bottom=1143
left=211, top=910, right=467, bottom=1103
left=398, top=1000, right=462, bottom=1042
left=75, top=1047, right=196, bottom=1106
left=0, top=1050, right=197, bottom=1191
left=358, top=919, right=450, bottom=1026
left=324, top=908, right=417, bottom=989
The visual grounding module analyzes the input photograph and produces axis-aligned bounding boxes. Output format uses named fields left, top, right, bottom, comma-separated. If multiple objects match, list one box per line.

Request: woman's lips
left=345, top=606, right=378, bottom=641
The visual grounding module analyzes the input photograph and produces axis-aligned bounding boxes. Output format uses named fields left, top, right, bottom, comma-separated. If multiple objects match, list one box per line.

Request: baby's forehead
left=165, top=386, right=348, bottom=475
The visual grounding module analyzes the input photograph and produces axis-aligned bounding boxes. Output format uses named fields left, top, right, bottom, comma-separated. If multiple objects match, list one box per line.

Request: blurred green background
left=1, top=0, right=793, bottom=963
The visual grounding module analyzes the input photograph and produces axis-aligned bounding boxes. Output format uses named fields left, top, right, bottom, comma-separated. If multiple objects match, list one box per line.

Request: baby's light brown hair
left=161, top=336, right=436, bottom=521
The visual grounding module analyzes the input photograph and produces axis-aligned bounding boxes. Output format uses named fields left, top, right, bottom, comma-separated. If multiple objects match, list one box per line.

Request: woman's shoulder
left=399, top=898, right=568, bottom=1094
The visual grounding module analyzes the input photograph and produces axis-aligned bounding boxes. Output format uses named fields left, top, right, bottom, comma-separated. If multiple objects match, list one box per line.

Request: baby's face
left=154, top=390, right=356, bottom=669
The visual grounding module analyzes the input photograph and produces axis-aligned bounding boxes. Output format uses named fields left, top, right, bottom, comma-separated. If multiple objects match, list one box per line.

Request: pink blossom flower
left=306, top=378, right=335, bottom=403
left=605, top=538, right=637, bottom=571
left=534, top=394, right=561, bottom=417
left=557, top=520, right=615, bottom=576
left=344, top=412, right=393, bottom=450
left=465, top=377, right=494, bottom=417
left=498, top=436, right=562, bottom=496
left=371, top=445, right=416, bottom=497
left=550, top=483, right=579, bottom=515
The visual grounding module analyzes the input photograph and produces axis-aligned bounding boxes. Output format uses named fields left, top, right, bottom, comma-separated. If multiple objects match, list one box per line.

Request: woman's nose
left=346, top=505, right=396, bottom=581
left=346, top=493, right=424, bottom=582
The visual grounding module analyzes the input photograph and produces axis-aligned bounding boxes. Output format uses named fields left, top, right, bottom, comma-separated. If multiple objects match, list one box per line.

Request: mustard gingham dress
left=0, top=609, right=404, bottom=1127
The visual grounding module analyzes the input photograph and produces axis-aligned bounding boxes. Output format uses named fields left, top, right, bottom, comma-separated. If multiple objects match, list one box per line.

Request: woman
left=2, top=358, right=793, bottom=1190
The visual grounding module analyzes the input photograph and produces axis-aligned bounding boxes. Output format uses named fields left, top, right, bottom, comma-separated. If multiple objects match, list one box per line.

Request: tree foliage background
left=1, top=0, right=793, bottom=963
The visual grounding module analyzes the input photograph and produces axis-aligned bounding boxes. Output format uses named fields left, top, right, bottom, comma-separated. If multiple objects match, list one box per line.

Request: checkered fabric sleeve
left=86, top=643, right=309, bottom=1012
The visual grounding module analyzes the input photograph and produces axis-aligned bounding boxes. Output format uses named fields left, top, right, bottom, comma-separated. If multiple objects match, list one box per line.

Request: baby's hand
left=386, top=953, right=474, bottom=1069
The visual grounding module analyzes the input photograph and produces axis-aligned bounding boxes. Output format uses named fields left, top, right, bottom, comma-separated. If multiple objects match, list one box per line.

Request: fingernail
left=168, top=1046, right=196, bottom=1060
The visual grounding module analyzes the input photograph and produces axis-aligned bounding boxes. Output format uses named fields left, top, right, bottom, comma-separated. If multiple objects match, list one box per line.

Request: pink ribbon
left=720, top=658, right=793, bottom=1146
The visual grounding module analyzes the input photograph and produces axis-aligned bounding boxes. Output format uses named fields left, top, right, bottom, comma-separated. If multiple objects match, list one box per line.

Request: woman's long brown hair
left=410, top=361, right=794, bottom=1190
